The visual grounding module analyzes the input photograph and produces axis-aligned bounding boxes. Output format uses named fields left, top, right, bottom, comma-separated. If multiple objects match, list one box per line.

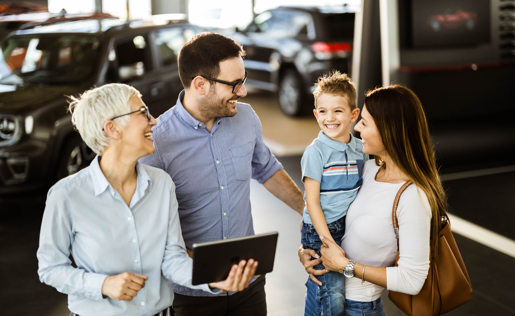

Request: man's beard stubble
left=199, top=87, right=238, bottom=119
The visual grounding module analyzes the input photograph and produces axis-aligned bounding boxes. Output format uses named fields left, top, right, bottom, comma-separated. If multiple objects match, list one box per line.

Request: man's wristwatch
left=343, top=260, right=356, bottom=278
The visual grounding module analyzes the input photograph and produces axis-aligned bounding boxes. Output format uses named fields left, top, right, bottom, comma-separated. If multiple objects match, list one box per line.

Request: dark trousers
left=172, top=275, right=267, bottom=316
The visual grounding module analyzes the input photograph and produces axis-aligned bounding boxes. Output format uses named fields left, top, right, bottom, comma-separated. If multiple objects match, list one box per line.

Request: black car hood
left=0, top=84, right=86, bottom=114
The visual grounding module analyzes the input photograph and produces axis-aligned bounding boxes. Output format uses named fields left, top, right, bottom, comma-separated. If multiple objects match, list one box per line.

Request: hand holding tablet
left=208, top=259, right=259, bottom=293
left=192, top=232, right=279, bottom=286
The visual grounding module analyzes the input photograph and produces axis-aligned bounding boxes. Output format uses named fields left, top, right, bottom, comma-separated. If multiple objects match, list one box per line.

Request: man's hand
left=298, top=245, right=327, bottom=286
left=101, top=272, right=148, bottom=301
left=209, top=259, right=258, bottom=293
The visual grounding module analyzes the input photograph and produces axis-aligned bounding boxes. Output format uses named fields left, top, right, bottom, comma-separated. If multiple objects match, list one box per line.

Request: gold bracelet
left=361, top=264, right=367, bottom=285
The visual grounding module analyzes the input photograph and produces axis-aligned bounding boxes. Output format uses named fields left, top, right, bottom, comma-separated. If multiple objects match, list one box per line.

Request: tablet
left=191, top=231, right=279, bottom=285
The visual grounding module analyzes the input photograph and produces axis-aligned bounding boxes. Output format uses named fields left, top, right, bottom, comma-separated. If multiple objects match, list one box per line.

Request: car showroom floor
left=1, top=89, right=515, bottom=315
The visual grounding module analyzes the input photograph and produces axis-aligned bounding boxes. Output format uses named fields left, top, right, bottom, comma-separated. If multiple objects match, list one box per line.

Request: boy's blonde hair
left=313, top=71, right=357, bottom=110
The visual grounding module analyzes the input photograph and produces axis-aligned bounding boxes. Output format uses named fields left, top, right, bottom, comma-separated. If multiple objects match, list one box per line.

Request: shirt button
left=128, top=217, right=132, bottom=221
left=224, top=212, right=226, bottom=216
left=194, top=126, right=198, bottom=130
left=216, top=160, right=219, bottom=164
left=224, top=237, right=227, bottom=240
left=221, top=186, right=224, bottom=190
left=141, top=302, right=145, bottom=306
left=135, top=259, right=139, bottom=263
left=199, top=123, right=202, bottom=126
left=132, top=239, right=136, bottom=243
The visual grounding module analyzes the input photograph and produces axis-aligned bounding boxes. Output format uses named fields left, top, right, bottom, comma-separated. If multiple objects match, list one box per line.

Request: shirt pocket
left=229, top=142, right=254, bottom=181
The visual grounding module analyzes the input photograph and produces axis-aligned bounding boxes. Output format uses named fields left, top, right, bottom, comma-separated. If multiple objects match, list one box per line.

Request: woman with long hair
left=299, top=84, right=448, bottom=315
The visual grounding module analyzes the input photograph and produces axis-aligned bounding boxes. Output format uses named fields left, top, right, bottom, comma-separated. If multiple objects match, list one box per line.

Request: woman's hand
left=102, top=272, right=148, bottom=301
left=298, top=245, right=327, bottom=286
left=209, top=259, right=258, bottom=293
left=320, top=235, right=348, bottom=272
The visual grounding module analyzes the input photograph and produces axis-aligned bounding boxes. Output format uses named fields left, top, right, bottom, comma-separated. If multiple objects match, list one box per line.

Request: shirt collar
left=135, top=160, right=152, bottom=194
left=175, top=90, right=222, bottom=131
left=317, top=131, right=358, bottom=152
left=89, top=156, right=110, bottom=196
left=89, top=156, right=152, bottom=197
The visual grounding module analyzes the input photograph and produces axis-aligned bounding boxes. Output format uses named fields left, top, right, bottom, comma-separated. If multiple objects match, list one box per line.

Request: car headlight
left=0, top=115, right=21, bottom=146
left=25, top=116, right=34, bottom=134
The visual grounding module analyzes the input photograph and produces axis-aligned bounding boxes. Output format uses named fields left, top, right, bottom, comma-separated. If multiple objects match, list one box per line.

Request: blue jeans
left=344, top=298, right=384, bottom=316
left=301, top=216, right=346, bottom=316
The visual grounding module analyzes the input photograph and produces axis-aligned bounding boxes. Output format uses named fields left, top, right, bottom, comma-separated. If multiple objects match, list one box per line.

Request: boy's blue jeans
left=301, top=216, right=346, bottom=316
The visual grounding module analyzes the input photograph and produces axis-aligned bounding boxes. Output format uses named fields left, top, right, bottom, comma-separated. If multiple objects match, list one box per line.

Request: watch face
left=343, top=270, right=354, bottom=278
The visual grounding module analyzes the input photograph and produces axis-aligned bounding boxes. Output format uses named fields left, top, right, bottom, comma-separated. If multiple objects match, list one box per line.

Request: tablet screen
left=192, top=231, right=279, bottom=285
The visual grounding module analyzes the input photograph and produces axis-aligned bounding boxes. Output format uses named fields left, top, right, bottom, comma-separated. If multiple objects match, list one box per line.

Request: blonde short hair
left=313, top=71, right=357, bottom=110
left=69, top=83, right=140, bottom=155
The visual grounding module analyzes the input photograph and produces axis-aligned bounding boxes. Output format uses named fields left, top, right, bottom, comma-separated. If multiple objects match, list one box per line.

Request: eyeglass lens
left=143, top=107, right=151, bottom=121
left=233, top=73, right=247, bottom=94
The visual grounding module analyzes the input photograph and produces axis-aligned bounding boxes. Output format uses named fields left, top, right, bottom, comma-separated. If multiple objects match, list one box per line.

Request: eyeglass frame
left=195, top=71, right=248, bottom=94
left=102, top=107, right=151, bottom=131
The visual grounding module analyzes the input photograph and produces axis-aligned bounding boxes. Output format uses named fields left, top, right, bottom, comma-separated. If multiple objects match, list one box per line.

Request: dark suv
left=231, top=5, right=356, bottom=116
left=0, top=15, right=200, bottom=194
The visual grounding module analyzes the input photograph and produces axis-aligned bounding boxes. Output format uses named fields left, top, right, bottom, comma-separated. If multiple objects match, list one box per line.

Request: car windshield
left=0, top=34, right=99, bottom=85
left=323, top=13, right=355, bottom=40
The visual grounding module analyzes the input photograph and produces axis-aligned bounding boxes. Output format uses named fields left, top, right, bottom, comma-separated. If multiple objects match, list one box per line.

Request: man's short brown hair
left=313, top=71, right=357, bottom=110
left=178, top=32, right=246, bottom=89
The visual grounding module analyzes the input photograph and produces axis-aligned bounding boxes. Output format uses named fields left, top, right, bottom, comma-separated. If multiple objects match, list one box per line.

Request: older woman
left=299, top=85, right=448, bottom=315
left=37, top=83, right=257, bottom=316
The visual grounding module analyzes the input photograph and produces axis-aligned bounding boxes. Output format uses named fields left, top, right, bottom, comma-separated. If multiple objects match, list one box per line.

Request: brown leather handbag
left=388, top=181, right=473, bottom=315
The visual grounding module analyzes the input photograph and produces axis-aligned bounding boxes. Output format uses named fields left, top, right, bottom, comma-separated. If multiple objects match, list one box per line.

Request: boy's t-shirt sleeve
left=301, top=145, right=324, bottom=183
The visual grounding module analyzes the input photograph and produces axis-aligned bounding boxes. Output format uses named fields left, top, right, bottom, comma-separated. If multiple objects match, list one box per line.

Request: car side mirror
left=118, top=62, right=144, bottom=81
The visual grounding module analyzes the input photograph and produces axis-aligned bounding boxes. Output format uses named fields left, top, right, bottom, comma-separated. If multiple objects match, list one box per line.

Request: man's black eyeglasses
left=102, top=107, right=151, bottom=131
left=197, top=71, right=248, bottom=94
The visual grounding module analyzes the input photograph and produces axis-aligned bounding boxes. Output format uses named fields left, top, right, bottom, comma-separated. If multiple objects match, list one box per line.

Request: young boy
left=301, top=71, right=368, bottom=316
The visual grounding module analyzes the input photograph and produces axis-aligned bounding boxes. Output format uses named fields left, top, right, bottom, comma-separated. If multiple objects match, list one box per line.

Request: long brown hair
left=364, top=85, right=448, bottom=260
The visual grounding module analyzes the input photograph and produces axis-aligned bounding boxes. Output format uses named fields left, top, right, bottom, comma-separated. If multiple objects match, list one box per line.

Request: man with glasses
left=139, top=32, right=305, bottom=316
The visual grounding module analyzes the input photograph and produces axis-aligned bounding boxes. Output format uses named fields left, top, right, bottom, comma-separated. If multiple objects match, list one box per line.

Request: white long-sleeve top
left=341, top=160, right=431, bottom=302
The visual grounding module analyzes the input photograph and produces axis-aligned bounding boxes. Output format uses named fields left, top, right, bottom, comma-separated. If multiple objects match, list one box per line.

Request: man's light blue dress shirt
left=139, top=91, right=283, bottom=297
left=37, top=157, right=216, bottom=316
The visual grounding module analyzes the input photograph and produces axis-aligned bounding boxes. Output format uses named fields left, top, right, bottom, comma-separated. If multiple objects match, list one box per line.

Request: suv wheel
left=56, top=135, right=88, bottom=180
left=278, top=69, right=306, bottom=116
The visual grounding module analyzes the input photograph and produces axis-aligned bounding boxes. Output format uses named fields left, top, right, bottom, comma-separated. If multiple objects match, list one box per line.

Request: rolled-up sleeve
left=37, top=186, right=108, bottom=300
left=386, top=187, right=431, bottom=295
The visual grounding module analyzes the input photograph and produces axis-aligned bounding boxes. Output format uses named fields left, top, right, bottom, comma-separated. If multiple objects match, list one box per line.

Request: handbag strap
left=391, top=181, right=413, bottom=249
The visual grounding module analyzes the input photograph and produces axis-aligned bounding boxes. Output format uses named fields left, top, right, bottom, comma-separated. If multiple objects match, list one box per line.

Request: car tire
left=465, top=18, right=475, bottom=30
left=278, top=69, right=307, bottom=117
left=56, top=134, right=90, bottom=181
left=430, top=19, right=441, bottom=32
